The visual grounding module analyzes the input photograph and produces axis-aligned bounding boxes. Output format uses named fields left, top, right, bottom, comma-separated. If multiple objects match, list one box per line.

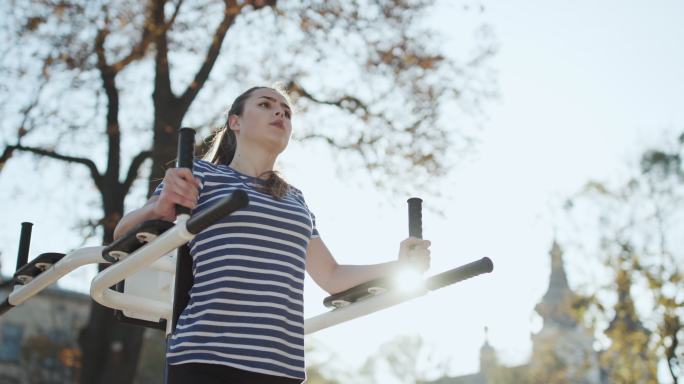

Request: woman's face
left=230, top=88, right=293, bottom=154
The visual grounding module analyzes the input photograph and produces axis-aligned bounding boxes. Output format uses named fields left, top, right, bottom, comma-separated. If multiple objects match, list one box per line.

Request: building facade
left=0, top=282, right=90, bottom=384
left=428, top=241, right=612, bottom=384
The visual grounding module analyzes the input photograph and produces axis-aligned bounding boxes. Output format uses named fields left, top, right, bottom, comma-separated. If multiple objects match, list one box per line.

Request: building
left=0, top=281, right=90, bottom=384
left=427, top=241, right=602, bottom=384
left=0, top=279, right=167, bottom=384
left=527, top=241, right=601, bottom=383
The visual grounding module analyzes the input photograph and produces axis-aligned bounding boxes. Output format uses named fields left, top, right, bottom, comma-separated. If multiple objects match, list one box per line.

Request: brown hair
left=202, top=86, right=292, bottom=200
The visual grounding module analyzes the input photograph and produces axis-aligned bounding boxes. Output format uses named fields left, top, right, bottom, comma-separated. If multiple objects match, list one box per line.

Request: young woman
left=113, top=86, right=432, bottom=383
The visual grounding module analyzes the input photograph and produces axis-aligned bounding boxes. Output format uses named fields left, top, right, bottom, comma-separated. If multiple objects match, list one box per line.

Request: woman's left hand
left=397, top=237, right=431, bottom=273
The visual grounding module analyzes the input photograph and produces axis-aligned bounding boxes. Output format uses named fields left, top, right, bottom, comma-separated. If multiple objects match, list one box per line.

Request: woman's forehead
left=251, top=88, right=290, bottom=107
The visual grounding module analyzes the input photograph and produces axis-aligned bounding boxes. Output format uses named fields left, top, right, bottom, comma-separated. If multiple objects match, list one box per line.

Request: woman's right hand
left=152, top=168, right=202, bottom=221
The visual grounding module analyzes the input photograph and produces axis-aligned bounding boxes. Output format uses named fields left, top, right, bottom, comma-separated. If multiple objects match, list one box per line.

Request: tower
left=529, top=241, right=601, bottom=384
left=479, top=326, right=497, bottom=378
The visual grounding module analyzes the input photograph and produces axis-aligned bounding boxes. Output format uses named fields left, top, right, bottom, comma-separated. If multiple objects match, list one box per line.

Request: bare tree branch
left=3, top=143, right=103, bottom=189
left=122, top=150, right=153, bottom=193
left=178, top=0, right=243, bottom=109
left=286, top=80, right=371, bottom=117
left=110, top=4, right=153, bottom=72
left=95, top=23, right=123, bottom=185
left=166, top=0, right=185, bottom=27
left=111, top=0, right=184, bottom=72
left=16, top=65, right=52, bottom=140
left=153, top=0, right=173, bottom=100
left=296, top=132, right=337, bottom=147
left=0, top=146, right=15, bottom=172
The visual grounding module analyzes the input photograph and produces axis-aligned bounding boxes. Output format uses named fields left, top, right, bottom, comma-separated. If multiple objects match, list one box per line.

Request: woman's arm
left=113, top=168, right=201, bottom=240
left=305, top=236, right=431, bottom=295
left=113, top=197, right=163, bottom=240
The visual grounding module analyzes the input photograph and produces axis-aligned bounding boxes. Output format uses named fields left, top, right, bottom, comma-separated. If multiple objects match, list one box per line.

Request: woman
left=113, top=86, right=431, bottom=383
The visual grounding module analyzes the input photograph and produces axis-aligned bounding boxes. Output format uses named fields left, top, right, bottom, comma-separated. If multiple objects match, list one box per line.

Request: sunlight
left=393, top=266, right=426, bottom=294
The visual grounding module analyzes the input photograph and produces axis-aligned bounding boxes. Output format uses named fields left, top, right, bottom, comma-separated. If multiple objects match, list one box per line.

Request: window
left=0, top=323, right=24, bottom=363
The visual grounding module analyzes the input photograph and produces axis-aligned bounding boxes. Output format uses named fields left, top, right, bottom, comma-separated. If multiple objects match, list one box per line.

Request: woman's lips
left=270, top=120, right=285, bottom=129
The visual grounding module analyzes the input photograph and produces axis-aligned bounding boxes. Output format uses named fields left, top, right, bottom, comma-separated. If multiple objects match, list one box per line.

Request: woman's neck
left=229, top=150, right=277, bottom=179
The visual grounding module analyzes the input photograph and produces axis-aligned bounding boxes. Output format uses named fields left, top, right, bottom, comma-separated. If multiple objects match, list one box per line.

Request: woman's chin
left=260, top=136, right=289, bottom=154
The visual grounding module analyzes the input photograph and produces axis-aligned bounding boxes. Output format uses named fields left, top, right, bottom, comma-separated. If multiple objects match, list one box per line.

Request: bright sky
left=1, top=0, right=683, bottom=382
left=294, top=0, right=684, bottom=380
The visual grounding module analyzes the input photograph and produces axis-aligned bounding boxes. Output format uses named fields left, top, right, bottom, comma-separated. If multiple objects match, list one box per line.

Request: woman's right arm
left=113, top=168, right=201, bottom=240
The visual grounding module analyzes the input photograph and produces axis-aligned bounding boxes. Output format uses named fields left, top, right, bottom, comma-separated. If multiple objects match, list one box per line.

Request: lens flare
left=393, top=266, right=425, bottom=293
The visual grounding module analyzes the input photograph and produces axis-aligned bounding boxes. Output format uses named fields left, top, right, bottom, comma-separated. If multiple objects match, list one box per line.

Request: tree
left=0, top=1, right=496, bottom=382
left=360, top=334, right=450, bottom=383
left=564, top=132, right=684, bottom=383
left=600, top=263, right=658, bottom=384
left=304, top=339, right=345, bottom=384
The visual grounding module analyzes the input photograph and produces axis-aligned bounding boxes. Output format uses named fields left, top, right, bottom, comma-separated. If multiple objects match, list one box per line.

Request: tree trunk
left=78, top=185, right=145, bottom=384
left=149, top=96, right=185, bottom=196
left=78, top=300, right=145, bottom=384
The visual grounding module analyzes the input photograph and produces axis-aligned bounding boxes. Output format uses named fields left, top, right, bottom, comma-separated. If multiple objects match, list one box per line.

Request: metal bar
left=90, top=216, right=193, bottom=314
left=304, top=257, right=493, bottom=335
left=305, top=287, right=428, bottom=335
left=7, top=246, right=106, bottom=307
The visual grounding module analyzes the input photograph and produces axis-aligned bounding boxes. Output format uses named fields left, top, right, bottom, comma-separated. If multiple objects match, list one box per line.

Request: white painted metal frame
left=7, top=246, right=106, bottom=307
left=6, top=215, right=485, bottom=337
left=89, top=215, right=192, bottom=324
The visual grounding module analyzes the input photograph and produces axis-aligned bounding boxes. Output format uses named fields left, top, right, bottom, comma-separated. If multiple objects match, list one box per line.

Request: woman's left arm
left=305, top=236, right=431, bottom=295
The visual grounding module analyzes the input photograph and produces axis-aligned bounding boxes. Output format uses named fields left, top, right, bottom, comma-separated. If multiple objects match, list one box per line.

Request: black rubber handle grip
left=186, top=190, right=250, bottom=234
left=425, top=257, right=494, bottom=291
left=16, top=222, right=33, bottom=271
left=407, top=197, right=423, bottom=239
left=175, top=127, right=196, bottom=216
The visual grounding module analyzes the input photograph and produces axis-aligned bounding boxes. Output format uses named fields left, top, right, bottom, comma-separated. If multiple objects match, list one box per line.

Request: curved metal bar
left=90, top=215, right=193, bottom=318
left=6, top=246, right=106, bottom=307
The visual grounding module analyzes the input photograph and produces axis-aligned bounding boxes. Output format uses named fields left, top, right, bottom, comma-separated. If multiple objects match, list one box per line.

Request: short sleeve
left=309, top=210, right=320, bottom=239
left=151, top=180, right=165, bottom=197
left=151, top=159, right=207, bottom=198
left=291, top=187, right=320, bottom=239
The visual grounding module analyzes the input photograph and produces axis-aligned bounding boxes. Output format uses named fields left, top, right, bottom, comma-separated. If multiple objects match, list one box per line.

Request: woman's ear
left=228, top=115, right=240, bottom=133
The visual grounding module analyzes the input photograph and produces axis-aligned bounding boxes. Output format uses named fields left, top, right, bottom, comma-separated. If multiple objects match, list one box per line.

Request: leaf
left=25, top=16, right=46, bottom=31
left=583, top=180, right=609, bottom=195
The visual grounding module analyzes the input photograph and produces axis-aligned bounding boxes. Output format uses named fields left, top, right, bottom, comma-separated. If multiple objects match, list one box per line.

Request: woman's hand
left=397, top=237, right=431, bottom=273
left=152, top=168, right=202, bottom=221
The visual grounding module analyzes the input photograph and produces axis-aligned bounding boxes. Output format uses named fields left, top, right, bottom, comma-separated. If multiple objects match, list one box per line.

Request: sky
left=1, top=0, right=684, bottom=382
left=293, top=0, right=684, bottom=380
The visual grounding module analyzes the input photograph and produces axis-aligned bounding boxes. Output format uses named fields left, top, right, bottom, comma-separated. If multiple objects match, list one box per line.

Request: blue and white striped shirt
left=153, top=159, right=318, bottom=380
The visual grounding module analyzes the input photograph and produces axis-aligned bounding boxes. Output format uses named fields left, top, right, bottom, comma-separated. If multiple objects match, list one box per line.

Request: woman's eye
left=259, top=102, right=270, bottom=108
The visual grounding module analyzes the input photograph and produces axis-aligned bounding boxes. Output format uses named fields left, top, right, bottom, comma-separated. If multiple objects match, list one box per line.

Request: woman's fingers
left=152, top=169, right=201, bottom=220
left=175, top=168, right=201, bottom=189
left=171, top=167, right=193, bottom=180
left=158, top=190, right=194, bottom=211
left=398, top=237, right=432, bottom=272
left=400, top=238, right=431, bottom=254
left=408, top=248, right=431, bottom=272
left=165, top=168, right=200, bottom=202
left=409, top=248, right=430, bottom=258
left=168, top=190, right=197, bottom=209
left=168, top=176, right=199, bottom=202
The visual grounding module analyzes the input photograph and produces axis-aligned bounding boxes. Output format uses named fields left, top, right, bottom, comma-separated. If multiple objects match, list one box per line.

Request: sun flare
left=393, top=266, right=426, bottom=293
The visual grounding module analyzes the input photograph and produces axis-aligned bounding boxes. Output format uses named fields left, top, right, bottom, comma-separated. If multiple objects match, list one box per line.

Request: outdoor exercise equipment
left=307, top=198, right=493, bottom=334
left=1, top=127, right=494, bottom=380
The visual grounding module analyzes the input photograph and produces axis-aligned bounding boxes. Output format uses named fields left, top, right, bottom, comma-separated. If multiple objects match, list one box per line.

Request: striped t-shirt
left=152, top=159, right=318, bottom=380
